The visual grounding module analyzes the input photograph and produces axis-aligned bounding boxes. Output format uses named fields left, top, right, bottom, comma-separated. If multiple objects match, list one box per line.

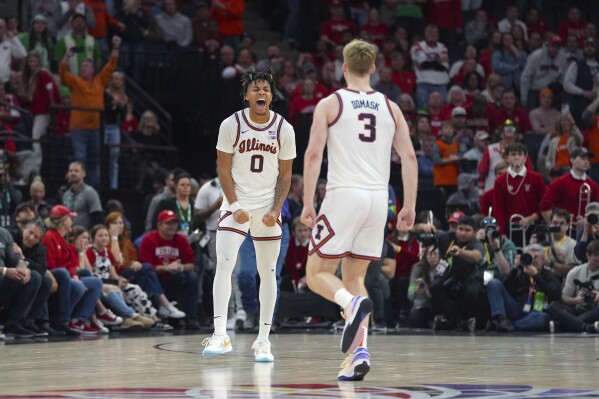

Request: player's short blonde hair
left=343, top=40, right=376, bottom=76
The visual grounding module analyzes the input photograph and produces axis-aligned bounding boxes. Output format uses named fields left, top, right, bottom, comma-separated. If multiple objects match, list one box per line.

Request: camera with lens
left=534, top=224, right=561, bottom=246
left=573, top=276, right=599, bottom=306
left=485, top=225, right=501, bottom=240
left=519, top=253, right=534, bottom=267
left=415, top=232, right=437, bottom=247
left=587, top=213, right=599, bottom=225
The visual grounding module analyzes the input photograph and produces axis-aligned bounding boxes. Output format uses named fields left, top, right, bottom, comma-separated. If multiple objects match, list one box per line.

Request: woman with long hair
left=104, top=71, right=129, bottom=190
left=545, top=112, right=583, bottom=176
left=42, top=205, right=103, bottom=335
left=18, top=15, right=54, bottom=69
left=407, top=245, right=440, bottom=328
left=17, top=50, right=59, bottom=179
left=106, top=211, right=184, bottom=324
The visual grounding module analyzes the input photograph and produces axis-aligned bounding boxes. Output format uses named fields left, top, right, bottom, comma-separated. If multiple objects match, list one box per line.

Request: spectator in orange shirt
left=545, top=112, right=583, bottom=176
left=59, top=35, right=120, bottom=188
left=211, top=0, right=244, bottom=48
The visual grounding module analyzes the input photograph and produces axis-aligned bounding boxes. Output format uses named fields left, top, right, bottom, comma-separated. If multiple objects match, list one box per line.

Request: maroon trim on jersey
left=348, top=252, right=380, bottom=261
left=384, top=95, right=397, bottom=128
left=308, top=215, right=335, bottom=255
left=328, top=92, right=343, bottom=127
left=233, top=112, right=241, bottom=147
left=241, top=109, right=278, bottom=131
left=253, top=235, right=283, bottom=241
left=276, top=219, right=282, bottom=229
left=217, top=211, right=232, bottom=225
left=276, top=116, right=284, bottom=149
left=343, top=88, right=377, bottom=95
left=217, top=227, right=248, bottom=237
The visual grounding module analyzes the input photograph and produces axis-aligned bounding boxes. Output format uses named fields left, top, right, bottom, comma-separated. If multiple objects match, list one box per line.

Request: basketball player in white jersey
left=202, top=69, right=296, bottom=362
left=301, top=40, right=417, bottom=380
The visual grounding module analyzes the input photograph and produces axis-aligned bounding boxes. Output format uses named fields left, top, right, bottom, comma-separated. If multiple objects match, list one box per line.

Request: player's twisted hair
left=240, top=67, right=277, bottom=106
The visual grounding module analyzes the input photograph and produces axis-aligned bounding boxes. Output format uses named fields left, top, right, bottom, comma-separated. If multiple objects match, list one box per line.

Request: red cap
left=448, top=211, right=465, bottom=223
left=547, top=35, right=562, bottom=45
left=330, top=0, right=342, bottom=6
left=50, top=205, right=77, bottom=219
left=157, top=210, right=178, bottom=223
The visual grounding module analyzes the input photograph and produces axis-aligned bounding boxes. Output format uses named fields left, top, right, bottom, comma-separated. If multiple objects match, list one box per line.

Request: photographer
left=546, top=239, right=599, bottom=333
left=475, top=217, right=517, bottom=282
left=407, top=244, right=439, bottom=328
left=574, top=202, right=599, bottom=263
left=486, top=244, right=561, bottom=332
left=532, top=208, right=580, bottom=278
left=429, top=215, right=485, bottom=331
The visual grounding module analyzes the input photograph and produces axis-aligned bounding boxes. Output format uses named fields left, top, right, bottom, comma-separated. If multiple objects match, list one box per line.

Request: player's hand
left=233, top=209, right=250, bottom=224
left=300, top=205, right=317, bottom=229
left=396, top=207, right=415, bottom=232
left=262, top=210, right=278, bottom=227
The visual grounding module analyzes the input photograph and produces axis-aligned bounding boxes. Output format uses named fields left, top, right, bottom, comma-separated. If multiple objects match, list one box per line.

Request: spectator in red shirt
left=558, top=6, right=588, bottom=48
left=494, top=89, right=532, bottom=134
left=17, top=50, right=59, bottom=176
left=390, top=51, right=416, bottom=96
left=289, top=78, right=320, bottom=125
left=440, top=86, right=468, bottom=121
left=284, top=218, right=310, bottom=292
left=425, top=0, right=462, bottom=50
left=139, top=209, right=199, bottom=329
left=466, top=94, right=496, bottom=134
left=525, top=6, right=548, bottom=38
left=360, top=8, right=388, bottom=47
left=319, top=0, right=356, bottom=47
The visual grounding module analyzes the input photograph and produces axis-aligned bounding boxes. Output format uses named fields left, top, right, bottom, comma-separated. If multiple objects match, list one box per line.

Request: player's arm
left=217, top=150, right=237, bottom=205
left=301, top=95, right=334, bottom=228
left=389, top=100, right=417, bottom=230
left=273, top=160, right=292, bottom=213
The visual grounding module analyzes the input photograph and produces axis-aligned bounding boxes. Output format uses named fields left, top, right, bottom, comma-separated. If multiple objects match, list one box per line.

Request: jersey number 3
left=358, top=113, right=376, bottom=142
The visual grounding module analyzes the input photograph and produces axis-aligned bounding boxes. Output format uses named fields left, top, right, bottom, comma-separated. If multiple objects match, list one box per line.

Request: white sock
left=334, top=288, right=354, bottom=309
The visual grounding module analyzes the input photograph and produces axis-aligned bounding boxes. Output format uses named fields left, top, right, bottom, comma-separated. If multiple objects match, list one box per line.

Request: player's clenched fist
left=233, top=209, right=250, bottom=224
left=300, top=206, right=316, bottom=229
left=262, top=210, right=278, bottom=227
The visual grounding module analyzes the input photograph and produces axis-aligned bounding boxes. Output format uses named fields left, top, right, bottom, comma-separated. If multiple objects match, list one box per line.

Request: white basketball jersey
left=326, top=89, right=396, bottom=191
left=216, top=108, right=296, bottom=210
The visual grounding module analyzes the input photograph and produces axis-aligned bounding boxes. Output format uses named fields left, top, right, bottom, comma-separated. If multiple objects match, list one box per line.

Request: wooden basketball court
left=1, top=330, right=598, bottom=398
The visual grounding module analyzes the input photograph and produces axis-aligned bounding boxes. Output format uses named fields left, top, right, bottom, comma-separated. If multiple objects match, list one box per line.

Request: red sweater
left=558, top=21, right=588, bottom=48
left=361, top=22, right=388, bottom=46
left=319, top=18, right=356, bottom=45
left=479, top=188, right=493, bottom=217
left=492, top=170, right=546, bottom=234
left=539, top=173, right=599, bottom=219
left=391, top=70, right=416, bottom=96
left=22, top=70, right=59, bottom=115
left=284, top=238, right=308, bottom=285
left=395, top=239, right=420, bottom=278
left=139, top=230, right=195, bottom=280
left=43, top=229, right=77, bottom=276
left=289, top=95, right=320, bottom=125
left=426, top=0, right=462, bottom=30
left=83, top=0, right=120, bottom=39
left=494, top=107, right=532, bottom=134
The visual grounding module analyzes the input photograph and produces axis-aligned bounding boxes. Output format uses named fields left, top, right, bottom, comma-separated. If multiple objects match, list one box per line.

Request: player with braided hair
left=202, top=68, right=296, bottom=362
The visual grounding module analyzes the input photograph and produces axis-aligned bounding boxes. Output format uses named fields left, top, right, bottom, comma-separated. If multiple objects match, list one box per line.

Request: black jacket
left=502, top=266, right=562, bottom=304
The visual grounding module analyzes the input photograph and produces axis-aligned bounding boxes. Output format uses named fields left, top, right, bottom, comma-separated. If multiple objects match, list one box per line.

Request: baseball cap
left=585, top=37, right=597, bottom=46
left=331, top=0, right=342, bottom=7
left=475, top=130, right=490, bottom=141
left=451, top=106, right=467, bottom=117
left=448, top=210, right=465, bottom=224
left=15, top=201, right=36, bottom=216
left=457, top=215, right=477, bottom=229
left=547, top=35, right=562, bottom=45
left=570, top=147, right=594, bottom=159
left=32, top=14, right=47, bottom=23
left=157, top=210, right=178, bottom=223
left=71, top=4, right=87, bottom=21
left=538, top=88, right=553, bottom=98
left=49, top=205, right=77, bottom=219
left=302, top=63, right=317, bottom=75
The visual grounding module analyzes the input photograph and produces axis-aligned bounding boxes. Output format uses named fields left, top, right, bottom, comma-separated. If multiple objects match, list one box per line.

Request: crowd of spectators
left=3, top=0, right=599, bottom=339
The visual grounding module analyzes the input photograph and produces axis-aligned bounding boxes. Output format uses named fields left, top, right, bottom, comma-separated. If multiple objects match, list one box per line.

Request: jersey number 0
left=358, top=113, right=376, bottom=142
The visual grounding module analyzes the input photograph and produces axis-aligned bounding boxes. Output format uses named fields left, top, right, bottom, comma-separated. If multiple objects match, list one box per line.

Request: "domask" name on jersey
left=350, top=100, right=379, bottom=111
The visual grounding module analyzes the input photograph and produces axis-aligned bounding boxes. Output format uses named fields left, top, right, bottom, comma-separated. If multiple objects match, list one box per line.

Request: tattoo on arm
left=272, top=176, right=288, bottom=212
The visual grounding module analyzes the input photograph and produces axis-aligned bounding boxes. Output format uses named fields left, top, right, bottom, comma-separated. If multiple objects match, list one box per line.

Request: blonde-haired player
left=202, top=69, right=296, bottom=362
left=301, top=39, right=417, bottom=380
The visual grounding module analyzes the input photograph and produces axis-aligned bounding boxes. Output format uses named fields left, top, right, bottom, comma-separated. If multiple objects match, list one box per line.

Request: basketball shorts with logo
left=217, top=205, right=283, bottom=241
left=309, top=188, right=387, bottom=261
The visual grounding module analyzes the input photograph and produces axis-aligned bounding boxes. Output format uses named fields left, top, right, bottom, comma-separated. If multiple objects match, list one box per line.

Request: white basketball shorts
left=309, top=188, right=387, bottom=261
